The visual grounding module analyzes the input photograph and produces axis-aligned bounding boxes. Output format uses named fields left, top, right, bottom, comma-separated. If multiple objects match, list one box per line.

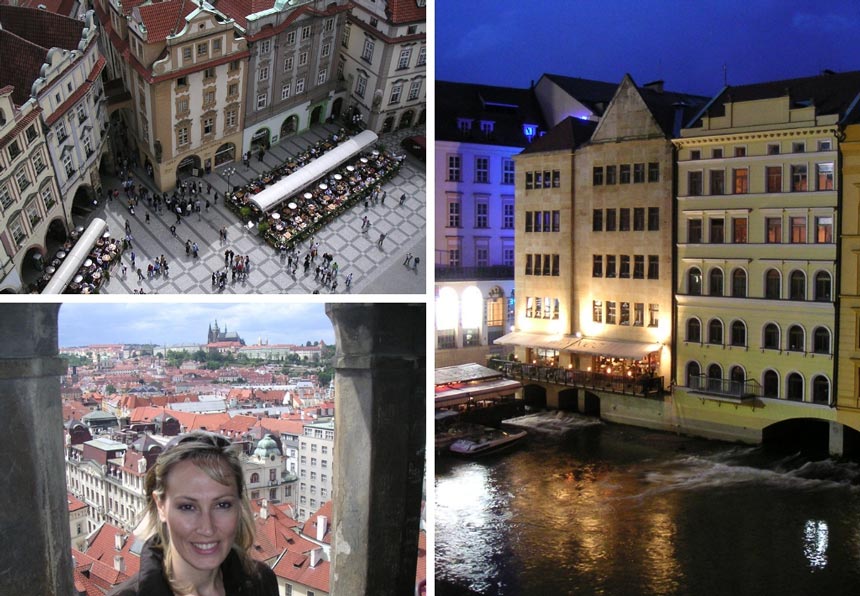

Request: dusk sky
left=436, top=0, right=860, bottom=96
left=58, top=302, right=336, bottom=348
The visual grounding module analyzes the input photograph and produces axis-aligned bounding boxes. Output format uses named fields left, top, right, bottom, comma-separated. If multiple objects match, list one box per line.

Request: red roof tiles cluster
left=135, top=0, right=198, bottom=42
left=387, top=0, right=425, bottom=24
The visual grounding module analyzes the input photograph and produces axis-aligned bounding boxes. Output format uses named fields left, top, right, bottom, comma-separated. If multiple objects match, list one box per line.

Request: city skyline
left=436, top=0, right=860, bottom=96
left=58, top=302, right=335, bottom=347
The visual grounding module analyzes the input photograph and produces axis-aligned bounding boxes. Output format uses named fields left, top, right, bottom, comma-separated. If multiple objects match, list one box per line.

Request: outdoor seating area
left=225, top=128, right=403, bottom=250
left=37, top=219, right=123, bottom=294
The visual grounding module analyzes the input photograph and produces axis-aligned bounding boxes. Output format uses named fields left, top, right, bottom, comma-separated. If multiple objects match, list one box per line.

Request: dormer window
left=457, top=118, right=473, bottom=133
left=523, top=123, right=538, bottom=141
left=480, top=120, right=494, bottom=135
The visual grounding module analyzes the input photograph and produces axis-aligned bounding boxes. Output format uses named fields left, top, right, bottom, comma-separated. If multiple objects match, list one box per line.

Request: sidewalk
left=88, top=123, right=426, bottom=295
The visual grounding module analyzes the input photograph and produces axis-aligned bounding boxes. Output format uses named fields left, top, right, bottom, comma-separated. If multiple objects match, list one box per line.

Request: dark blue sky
left=436, top=0, right=860, bottom=96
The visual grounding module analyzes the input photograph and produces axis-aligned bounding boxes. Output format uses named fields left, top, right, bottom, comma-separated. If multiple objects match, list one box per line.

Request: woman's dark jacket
left=107, top=537, right=278, bottom=596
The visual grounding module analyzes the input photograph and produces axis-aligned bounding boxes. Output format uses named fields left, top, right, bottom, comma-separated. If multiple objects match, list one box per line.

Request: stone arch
left=398, top=109, right=414, bottom=129
left=176, top=154, right=201, bottom=181
left=280, top=115, right=300, bottom=138
left=381, top=116, right=394, bottom=133
left=214, top=142, right=236, bottom=167
left=310, top=104, right=324, bottom=126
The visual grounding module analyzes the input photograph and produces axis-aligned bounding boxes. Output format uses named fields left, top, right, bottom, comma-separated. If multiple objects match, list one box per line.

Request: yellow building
left=673, top=71, right=860, bottom=449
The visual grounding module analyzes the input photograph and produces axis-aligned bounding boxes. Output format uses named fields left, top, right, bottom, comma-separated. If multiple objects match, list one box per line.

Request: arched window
left=815, top=271, right=832, bottom=302
left=787, top=325, right=805, bottom=352
left=763, top=323, right=780, bottom=349
left=765, top=269, right=781, bottom=299
left=730, top=365, right=746, bottom=396
left=709, top=319, right=723, bottom=345
left=687, top=318, right=701, bottom=343
left=250, top=473, right=260, bottom=483
left=708, top=363, right=723, bottom=392
left=813, top=327, right=831, bottom=355
left=732, top=268, right=747, bottom=298
left=730, top=320, right=746, bottom=346
left=709, top=268, right=724, bottom=296
left=787, top=373, right=804, bottom=401
left=686, top=361, right=701, bottom=388
left=763, top=370, right=779, bottom=398
left=688, top=267, right=702, bottom=295
left=812, top=376, right=830, bottom=404
left=789, top=270, right=806, bottom=300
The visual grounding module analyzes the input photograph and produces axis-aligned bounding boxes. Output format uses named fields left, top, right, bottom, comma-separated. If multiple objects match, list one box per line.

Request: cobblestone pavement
left=84, top=123, right=425, bottom=294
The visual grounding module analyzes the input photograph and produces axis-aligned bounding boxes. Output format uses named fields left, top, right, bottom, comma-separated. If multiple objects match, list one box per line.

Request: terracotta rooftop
left=387, top=0, right=425, bottom=24
left=0, top=30, right=47, bottom=106
left=136, top=0, right=199, bottom=43
left=0, top=4, right=84, bottom=52
left=215, top=0, right=277, bottom=30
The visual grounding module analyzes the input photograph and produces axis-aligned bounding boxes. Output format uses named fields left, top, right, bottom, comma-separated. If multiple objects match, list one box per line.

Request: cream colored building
left=297, top=419, right=333, bottom=521
left=95, top=0, right=248, bottom=190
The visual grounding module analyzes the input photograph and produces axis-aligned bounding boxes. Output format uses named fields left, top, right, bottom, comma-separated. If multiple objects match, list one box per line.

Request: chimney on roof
left=114, top=555, right=125, bottom=573
left=260, top=499, right=268, bottom=520
left=644, top=80, right=664, bottom=93
left=316, top=515, right=327, bottom=541
left=309, top=547, right=323, bottom=568
left=115, top=532, right=127, bottom=551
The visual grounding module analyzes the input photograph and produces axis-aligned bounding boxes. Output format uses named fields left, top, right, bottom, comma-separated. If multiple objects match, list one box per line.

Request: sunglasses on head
left=164, top=431, right=231, bottom=451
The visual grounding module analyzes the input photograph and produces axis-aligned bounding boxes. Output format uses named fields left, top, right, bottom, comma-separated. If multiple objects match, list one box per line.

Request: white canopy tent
left=249, top=129, right=379, bottom=213
left=42, top=218, right=108, bottom=294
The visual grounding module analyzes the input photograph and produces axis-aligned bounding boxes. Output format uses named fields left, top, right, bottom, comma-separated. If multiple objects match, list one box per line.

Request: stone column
left=326, top=303, right=425, bottom=595
left=0, top=304, right=73, bottom=595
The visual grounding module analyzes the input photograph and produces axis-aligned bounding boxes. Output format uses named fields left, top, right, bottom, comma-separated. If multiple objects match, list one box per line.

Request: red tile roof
left=68, top=492, right=87, bottom=512
left=0, top=5, right=85, bottom=52
left=213, top=0, right=277, bottom=30
left=387, top=0, right=425, bottom=24
left=83, top=524, right=141, bottom=578
left=0, top=30, right=48, bottom=106
left=259, top=417, right=305, bottom=437
left=136, top=0, right=198, bottom=43
left=273, top=549, right=331, bottom=593
left=301, top=500, right=332, bottom=545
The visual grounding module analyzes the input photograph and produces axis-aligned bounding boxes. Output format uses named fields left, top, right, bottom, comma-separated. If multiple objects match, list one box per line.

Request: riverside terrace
left=224, top=130, right=403, bottom=250
left=80, top=123, right=426, bottom=294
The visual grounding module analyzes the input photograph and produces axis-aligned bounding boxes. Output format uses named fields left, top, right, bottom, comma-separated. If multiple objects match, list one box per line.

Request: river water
left=435, top=412, right=860, bottom=595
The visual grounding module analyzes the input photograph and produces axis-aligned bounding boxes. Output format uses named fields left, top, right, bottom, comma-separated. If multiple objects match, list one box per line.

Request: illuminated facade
left=836, top=121, right=860, bottom=430
left=673, top=72, right=856, bottom=409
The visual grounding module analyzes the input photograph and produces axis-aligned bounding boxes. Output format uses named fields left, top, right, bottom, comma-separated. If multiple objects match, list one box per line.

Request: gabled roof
left=83, top=524, right=142, bottom=578
left=0, top=29, right=48, bottom=106
left=0, top=5, right=85, bottom=53
left=689, top=70, right=860, bottom=128
left=539, top=73, right=620, bottom=116
left=436, top=80, right=547, bottom=147
left=519, top=116, right=596, bottom=155
left=301, top=500, right=332, bottom=545
left=212, top=0, right=276, bottom=30
left=135, top=0, right=199, bottom=43
left=272, top=549, right=331, bottom=593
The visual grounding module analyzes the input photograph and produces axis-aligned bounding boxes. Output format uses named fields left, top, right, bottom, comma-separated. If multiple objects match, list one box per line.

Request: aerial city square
left=0, top=0, right=426, bottom=294
left=435, top=1, right=860, bottom=595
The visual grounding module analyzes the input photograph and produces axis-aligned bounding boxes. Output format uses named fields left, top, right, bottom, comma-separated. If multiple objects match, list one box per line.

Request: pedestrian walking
left=145, top=213, right=150, bottom=224
left=413, top=256, right=420, bottom=270
left=399, top=193, right=406, bottom=205
left=137, top=267, right=144, bottom=281
left=130, top=251, right=136, bottom=267
left=377, top=233, right=386, bottom=247
left=170, top=225, right=176, bottom=237
left=403, top=252, right=413, bottom=266
left=345, top=273, right=352, bottom=289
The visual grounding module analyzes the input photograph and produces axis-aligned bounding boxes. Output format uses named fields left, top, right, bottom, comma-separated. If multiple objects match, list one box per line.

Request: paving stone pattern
left=91, top=124, right=425, bottom=294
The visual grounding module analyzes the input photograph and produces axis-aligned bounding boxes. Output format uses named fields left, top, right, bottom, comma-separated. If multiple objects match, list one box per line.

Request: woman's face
left=156, top=459, right=240, bottom=577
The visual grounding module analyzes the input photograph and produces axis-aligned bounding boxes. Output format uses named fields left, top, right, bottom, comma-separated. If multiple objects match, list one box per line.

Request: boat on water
left=449, top=427, right=527, bottom=456
left=435, top=421, right=486, bottom=452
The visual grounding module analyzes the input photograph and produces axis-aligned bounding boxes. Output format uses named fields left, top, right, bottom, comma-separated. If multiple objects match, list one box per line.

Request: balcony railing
left=687, top=374, right=762, bottom=400
left=490, top=358, right=664, bottom=397
left=435, top=265, right=514, bottom=281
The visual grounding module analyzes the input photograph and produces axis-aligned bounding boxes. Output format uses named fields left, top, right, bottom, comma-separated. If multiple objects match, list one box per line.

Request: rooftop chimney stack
left=316, top=515, right=327, bottom=541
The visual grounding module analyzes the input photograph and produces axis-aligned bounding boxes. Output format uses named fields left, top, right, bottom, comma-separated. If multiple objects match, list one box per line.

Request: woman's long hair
left=135, top=431, right=257, bottom=594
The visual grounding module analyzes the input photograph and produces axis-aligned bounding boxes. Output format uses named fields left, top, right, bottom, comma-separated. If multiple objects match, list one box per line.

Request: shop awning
left=493, top=331, right=578, bottom=351
left=249, top=129, right=379, bottom=212
left=435, top=377, right=522, bottom=408
left=42, top=218, right=108, bottom=294
left=494, top=331, right=661, bottom=360
left=566, top=338, right=662, bottom=360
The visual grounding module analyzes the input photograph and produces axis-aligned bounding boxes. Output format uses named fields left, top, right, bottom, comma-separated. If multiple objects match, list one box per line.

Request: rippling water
left=435, top=412, right=860, bottom=595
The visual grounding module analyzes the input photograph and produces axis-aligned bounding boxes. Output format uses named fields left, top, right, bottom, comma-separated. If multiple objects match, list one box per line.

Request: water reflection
left=436, top=412, right=860, bottom=595
left=803, top=520, right=828, bottom=570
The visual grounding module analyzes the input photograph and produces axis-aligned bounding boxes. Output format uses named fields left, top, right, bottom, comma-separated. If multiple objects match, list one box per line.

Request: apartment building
left=297, top=419, right=334, bottom=521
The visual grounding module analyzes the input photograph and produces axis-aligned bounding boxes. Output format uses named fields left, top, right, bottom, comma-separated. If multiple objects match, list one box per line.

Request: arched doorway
left=310, top=105, right=324, bottom=126
left=331, top=98, right=343, bottom=120
left=381, top=116, right=394, bottom=134
left=71, top=185, right=98, bottom=220
left=251, top=128, right=271, bottom=151
left=417, top=109, right=425, bottom=125
left=176, top=155, right=201, bottom=180
left=21, top=245, right=46, bottom=289
left=214, top=143, right=235, bottom=167
left=398, top=110, right=414, bottom=129
left=280, top=115, right=299, bottom=139
left=46, top=218, right=68, bottom=245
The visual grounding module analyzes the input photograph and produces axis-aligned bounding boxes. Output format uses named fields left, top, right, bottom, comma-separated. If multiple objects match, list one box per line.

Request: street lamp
left=223, top=166, right=236, bottom=194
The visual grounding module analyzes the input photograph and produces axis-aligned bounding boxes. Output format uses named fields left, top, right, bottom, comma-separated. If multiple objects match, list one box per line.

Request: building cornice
left=674, top=125, right=840, bottom=148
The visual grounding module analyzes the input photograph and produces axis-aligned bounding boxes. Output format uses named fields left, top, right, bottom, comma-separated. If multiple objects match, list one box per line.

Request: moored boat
left=449, top=428, right=527, bottom=456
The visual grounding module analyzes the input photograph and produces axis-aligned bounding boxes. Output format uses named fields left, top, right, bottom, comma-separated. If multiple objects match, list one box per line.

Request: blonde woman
left=109, top=431, right=278, bottom=596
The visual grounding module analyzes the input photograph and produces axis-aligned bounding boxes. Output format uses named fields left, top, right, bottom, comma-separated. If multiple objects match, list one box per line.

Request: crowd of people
left=29, top=226, right=124, bottom=294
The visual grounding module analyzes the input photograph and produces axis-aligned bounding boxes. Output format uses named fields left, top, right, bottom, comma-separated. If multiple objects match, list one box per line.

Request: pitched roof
left=636, top=82, right=709, bottom=137
left=690, top=70, right=860, bottom=128
left=436, top=80, right=547, bottom=147
left=540, top=73, right=620, bottom=116
left=387, top=0, right=425, bottom=24
left=272, top=550, right=331, bottom=593
left=519, top=116, right=596, bottom=155
left=136, top=0, right=198, bottom=43
left=83, top=524, right=142, bottom=578
left=301, top=500, right=332, bottom=545
left=0, top=5, right=84, bottom=53
left=207, top=0, right=275, bottom=30
left=0, top=29, right=48, bottom=106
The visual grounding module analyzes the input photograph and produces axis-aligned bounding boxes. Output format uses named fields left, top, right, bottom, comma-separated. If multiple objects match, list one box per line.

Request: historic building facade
left=240, top=0, right=351, bottom=152
left=0, top=6, right=106, bottom=291
left=340, top=0, right=426, bottom=133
